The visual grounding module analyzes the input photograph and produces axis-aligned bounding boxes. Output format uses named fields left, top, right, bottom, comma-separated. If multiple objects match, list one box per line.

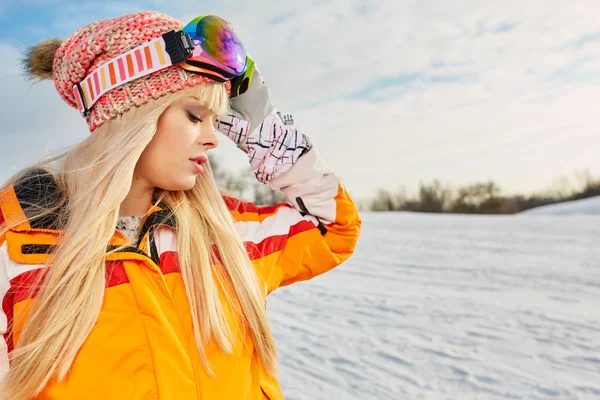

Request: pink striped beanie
left=30, top=11, right=228, bottom=132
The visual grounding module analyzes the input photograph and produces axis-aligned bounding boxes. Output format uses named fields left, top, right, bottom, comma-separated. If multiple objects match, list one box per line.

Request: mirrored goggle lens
left=183, top=15, right=247, bottom=75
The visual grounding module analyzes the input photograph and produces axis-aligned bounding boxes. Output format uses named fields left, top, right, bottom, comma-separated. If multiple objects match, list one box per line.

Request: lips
left=189, top=155, right=208, bottom=165
left=189, top=155, right=208, bottom=174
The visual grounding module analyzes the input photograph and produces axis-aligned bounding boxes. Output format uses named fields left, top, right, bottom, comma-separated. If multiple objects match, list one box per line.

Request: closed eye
left=187, top=111, right=203, bottom=123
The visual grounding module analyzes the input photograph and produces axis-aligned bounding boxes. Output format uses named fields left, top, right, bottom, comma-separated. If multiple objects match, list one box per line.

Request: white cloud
left=1, top=0, right=599, bottom=199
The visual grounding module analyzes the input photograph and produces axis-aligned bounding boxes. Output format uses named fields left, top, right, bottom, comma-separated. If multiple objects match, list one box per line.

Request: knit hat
left=25, top=11, right=229, bottom=132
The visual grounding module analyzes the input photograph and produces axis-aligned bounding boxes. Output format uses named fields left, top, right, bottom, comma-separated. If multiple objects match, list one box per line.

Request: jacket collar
left=1, top=169, right=176, bottom=264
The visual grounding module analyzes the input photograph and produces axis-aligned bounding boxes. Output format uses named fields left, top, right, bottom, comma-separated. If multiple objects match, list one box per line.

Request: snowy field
left=267, top=200, right=599, bottom=400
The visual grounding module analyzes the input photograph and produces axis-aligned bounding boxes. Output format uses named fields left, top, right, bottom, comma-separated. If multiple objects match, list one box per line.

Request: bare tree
left=416, top=180, right=452, bottom=213
left=370, top=189, right=397, bottom=211
left=450, top=181, right=501, bottom=213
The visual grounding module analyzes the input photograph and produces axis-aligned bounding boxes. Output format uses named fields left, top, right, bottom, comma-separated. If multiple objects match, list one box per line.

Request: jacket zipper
left=145, top=229, right=203, bottom=399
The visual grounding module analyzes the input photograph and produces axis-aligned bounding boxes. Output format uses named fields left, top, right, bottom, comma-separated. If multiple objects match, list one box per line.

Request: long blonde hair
left=0, top=82, right=277, bottom=399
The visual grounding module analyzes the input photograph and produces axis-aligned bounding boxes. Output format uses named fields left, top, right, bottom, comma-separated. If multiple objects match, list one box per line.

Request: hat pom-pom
left=23, top=38, right=63, bottom=81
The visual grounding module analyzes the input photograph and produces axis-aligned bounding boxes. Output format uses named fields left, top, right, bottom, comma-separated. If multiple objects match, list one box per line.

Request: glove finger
left=214, top=111, right=250, bottom=147
left=229, top=67, right=274, bottom=133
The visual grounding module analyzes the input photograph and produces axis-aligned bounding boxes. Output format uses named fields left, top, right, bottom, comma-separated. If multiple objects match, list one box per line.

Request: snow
left=267, top=212, right=600, bottom=399
left=521, top=196, right=600, bottom=216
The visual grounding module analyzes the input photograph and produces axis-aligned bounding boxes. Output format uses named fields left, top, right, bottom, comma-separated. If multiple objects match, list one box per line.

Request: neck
left=120, top=177, right=154, bottom=217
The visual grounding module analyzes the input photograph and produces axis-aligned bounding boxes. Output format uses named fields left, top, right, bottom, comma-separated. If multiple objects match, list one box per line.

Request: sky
left=0, top=0, right=599, bottom=201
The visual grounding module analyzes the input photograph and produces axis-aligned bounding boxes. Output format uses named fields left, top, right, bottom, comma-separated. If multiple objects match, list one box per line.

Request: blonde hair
left=0, top=82, right=277, bottom=399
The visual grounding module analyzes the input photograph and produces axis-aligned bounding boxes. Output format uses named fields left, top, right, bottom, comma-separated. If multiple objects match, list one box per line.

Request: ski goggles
left=73, top=15, right=254, bottom=116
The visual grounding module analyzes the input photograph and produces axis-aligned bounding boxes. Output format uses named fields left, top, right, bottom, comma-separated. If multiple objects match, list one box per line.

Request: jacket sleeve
left=224, top=148, right=361, bottom=295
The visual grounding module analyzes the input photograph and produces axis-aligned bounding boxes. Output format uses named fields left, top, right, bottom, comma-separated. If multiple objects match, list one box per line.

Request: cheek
left=150, top=115, right=188, bottom=159
left=135, top=123, right=195, bottom=188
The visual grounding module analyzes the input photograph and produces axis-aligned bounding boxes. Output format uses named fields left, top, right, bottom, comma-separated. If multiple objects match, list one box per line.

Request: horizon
left=1, top=1, right=598, bottom=198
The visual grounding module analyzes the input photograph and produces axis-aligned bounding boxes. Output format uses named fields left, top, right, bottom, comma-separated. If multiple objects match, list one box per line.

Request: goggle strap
left=72, top=32, right=185, bottom=116
left=163, top=30, right=194, bottom=64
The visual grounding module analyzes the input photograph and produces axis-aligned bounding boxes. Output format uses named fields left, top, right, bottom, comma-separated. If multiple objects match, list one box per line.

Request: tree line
left=366, top=170, right=600, bottom=214
left=211, top=156, right=599, bottom=214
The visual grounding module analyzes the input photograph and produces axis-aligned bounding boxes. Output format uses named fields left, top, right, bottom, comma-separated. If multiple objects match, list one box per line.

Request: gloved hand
left=215, top=65, right=313, bottom=183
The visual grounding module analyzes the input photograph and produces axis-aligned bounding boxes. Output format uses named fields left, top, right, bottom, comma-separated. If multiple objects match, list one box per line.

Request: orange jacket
left=0, top=150, right=361, bottom=399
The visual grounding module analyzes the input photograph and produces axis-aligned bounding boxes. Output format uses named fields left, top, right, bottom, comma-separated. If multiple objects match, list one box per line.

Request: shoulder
left=222, top=195, right=292, bottom=223
left=0, top=169, right=61, bottom=300
left=0, top=168, right=64, bottom=231
left=221, top=195, right=263, bottom=213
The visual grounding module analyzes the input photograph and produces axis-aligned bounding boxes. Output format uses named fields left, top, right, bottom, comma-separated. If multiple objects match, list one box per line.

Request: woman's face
left=135, top=97, right=220, bottom=191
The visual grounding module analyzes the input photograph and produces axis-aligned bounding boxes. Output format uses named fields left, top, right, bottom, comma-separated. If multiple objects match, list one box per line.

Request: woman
left=0, top=11, right=360, bottom=400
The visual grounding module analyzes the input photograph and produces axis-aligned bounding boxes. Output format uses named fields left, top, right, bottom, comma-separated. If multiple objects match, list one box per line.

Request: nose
left=198, top=121, right=220, bottom=150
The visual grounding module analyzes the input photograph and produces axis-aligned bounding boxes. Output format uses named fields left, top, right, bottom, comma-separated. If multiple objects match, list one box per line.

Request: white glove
left=215, top=66, right=313, bottom=183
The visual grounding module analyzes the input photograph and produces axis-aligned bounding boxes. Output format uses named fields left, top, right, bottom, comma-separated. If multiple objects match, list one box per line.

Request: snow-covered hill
left=521, top=196, right=600, bottom=215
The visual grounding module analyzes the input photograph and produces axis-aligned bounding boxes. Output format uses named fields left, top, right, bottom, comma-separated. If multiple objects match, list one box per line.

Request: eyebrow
left=185, top=101, right=213, bottom=115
